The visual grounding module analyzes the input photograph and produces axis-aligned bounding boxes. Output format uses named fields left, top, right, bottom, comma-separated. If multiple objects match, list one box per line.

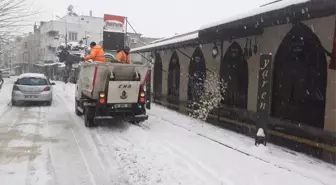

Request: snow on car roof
left=18, top=73, right=47, bottom=79
left=200, top=0, right=310, bottom=30
left=131, top=31, right=199, bottom=52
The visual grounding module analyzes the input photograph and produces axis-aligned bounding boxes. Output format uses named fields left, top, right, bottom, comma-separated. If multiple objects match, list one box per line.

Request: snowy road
left=0, top=77, right=335, bottom=185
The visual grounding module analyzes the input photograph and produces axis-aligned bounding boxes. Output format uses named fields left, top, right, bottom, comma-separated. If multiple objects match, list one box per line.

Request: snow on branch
left=0, top=0, right=39, bottom=40
left=189, top=71, right=227, bottom=121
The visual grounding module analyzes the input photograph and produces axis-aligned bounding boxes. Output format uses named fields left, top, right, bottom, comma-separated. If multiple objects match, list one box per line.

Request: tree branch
left=0, top=0, right=39, bottom=41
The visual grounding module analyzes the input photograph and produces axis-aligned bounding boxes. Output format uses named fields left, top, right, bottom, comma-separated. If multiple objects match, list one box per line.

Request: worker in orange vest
left=116, top=46, right=131, bottom=64
left=82, top=42, right=106, bottom=62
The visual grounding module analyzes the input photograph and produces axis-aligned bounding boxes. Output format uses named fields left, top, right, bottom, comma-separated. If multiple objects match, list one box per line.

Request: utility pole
left=125, top=17, right=128, bottom=47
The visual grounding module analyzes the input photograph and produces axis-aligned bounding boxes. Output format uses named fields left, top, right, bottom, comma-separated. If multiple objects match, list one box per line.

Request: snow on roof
left=200, top=0, right=310, bottom=30
left=131, top=31, right=199, bottom=52
left=35, top=62, right=63, bottom=67
left=18, top=73, right=47, bottom=79
left=149, top=37, right=166, bottom=44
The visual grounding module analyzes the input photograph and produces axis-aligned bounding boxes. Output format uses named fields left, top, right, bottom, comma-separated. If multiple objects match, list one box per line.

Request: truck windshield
left=17, top=78, right=48, bottom=86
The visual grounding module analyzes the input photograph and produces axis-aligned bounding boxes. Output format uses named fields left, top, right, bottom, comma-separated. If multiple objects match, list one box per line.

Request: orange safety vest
left=116, top=50, right=130, bottom=64
left=84, top=45, right=106, bottom=62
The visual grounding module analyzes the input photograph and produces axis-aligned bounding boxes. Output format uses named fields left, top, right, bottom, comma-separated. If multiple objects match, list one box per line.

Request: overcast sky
left=26, top=0, right=271, bottom=38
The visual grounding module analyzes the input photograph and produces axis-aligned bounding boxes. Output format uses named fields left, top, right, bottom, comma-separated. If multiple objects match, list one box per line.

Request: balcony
left=40, top=21, right=63, bottom=35
left=47, top=39, right=60, bottom=48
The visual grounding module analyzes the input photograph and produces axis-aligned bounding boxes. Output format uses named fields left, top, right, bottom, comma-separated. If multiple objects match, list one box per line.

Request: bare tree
left=0, top=0, right=38, bottom=41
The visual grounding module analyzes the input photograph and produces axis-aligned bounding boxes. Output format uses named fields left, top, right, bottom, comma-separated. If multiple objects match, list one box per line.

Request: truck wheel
left=84, top=107, right=96, bottom=127
left=75, top=99, right=83, bottom=116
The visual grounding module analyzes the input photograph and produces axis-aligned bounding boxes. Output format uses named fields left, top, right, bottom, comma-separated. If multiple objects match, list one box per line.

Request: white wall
left=62, top=15, right=104, bottom=44
left=39, top=15, right=105, bottom=61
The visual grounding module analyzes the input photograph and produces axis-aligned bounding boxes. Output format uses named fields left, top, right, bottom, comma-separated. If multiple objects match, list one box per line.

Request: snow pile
left=189, top=71, right=227, bottom=121
left=256, top=128, right=265, bottom=137
left=56, top=40, right=89, bottom=60
left=149, top=104, right=336, bottom=185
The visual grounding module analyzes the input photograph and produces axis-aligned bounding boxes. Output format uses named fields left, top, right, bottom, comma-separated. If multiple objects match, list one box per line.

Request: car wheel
left=75, top=99, right=83, bottom=116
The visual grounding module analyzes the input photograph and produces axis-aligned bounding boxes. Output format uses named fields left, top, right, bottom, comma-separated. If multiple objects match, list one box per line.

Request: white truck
left=75, top=62, right=151, bottom=127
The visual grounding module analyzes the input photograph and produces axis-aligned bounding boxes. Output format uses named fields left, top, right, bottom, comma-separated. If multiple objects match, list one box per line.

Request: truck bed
left=77, top=62, right=150, bottom=100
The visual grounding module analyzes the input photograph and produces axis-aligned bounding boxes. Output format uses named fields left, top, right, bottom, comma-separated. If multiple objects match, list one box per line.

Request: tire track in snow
left=54, top=84, right=157, bottom=184
left=88, top=130, right=131, bottom=185
left=161, top=140, right=233, bottom=185
left=91, top=127, right=151, bottom=185
left=54, top=93, right=115, bottom=185
left=139, top=119, right=231, bottom=185
left=56, top=84, right=223, bottom=185
left=47, top=95, right=97, bottom=185
left=24, top=105, right=46, bottom=185
left=92, top=123, right=213, bottom=185
left=0, top=104, right=51, bottom=185
left=55, top=84, right=238, bottom=185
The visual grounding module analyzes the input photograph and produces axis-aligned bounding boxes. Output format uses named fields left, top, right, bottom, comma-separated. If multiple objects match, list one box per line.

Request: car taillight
left=44, top=87, right=50, bottom=91
left=99, top=92, right=105, bottom=104
left=13, top=85, right=20, bottom=91
left=139, top=91, right=145, bottom=103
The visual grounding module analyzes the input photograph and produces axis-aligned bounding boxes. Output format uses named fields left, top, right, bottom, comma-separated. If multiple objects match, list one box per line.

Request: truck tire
left=75, top=99, right=83, bottom=116
left=84, top=106, right=96, bottom=127
left=11, top=100, right=17, bottom=106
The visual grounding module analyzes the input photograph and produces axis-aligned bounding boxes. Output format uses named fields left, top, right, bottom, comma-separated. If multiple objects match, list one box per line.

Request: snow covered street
left=0, top=77, right=335, bottom=185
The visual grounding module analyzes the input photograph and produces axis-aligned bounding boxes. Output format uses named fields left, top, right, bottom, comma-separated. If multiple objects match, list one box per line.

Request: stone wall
left=150, top=15, right=335, bottom=132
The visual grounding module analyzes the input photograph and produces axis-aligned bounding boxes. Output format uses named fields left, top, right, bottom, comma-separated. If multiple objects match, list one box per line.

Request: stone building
left=132, top=0, right=336, bottom=163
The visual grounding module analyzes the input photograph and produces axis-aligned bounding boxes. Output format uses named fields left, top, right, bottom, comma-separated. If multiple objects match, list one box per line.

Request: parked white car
left=11, top=73, right=55, bottom=106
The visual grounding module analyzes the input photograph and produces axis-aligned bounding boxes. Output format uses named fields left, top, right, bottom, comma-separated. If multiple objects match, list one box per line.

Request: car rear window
left=17, top=77, right=48, bottom=85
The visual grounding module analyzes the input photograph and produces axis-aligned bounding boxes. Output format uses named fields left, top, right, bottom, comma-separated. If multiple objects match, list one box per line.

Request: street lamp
left=56, top=15, right=68, bottom=47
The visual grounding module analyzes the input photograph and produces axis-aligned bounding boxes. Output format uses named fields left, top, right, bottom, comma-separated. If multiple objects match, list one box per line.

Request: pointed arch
left=188, top=47, right=206, bottom=101
left=272, top=23, right=327, bottom=129
left=153, top=53, right=163, bottom=100
left=220, top=41, right=248, bottom=109
left=167, top=51, right=180, bottom=103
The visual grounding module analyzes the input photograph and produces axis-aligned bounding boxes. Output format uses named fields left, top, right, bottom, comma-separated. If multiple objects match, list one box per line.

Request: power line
left=126, top=19, right=147, bottom=46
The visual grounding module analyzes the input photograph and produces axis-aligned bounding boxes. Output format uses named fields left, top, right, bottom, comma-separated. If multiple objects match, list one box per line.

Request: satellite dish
left=67, top=5, right=74, bottom=12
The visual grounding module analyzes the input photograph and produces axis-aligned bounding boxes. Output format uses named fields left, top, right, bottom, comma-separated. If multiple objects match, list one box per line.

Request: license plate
left=114, top=104, right=132, bottom=108
left=24, top=95, right=38, bottom=98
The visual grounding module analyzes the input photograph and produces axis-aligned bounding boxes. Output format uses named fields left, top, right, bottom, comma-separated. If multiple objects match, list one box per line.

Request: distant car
left=11, top=73, right=55, bottom=106
left=2, top=71, right=10, bottom=78
left=10, top=71, right=15, bottom=76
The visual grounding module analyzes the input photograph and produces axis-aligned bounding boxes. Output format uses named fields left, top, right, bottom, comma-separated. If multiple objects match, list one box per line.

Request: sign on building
left=103, top=14, right=126, bottom=51
left=103, top=14, right=125, bottom=33
left=257, top=54, right=273, bottom=114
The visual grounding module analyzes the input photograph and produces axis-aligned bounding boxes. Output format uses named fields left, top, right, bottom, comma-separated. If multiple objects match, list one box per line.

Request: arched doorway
left=220, top=42, right=248, bottom=109
left=167, top=51, right=180, bottom=103
left=188, top=47, right=206, bottom=101
left=272, top=23, right=327, bottom=129
left=153, top=53, right=163, bottom=100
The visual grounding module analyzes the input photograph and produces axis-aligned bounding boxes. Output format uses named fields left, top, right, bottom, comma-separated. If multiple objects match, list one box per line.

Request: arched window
left=272, top=23, right=327, bottom=129
left=220, top=42, right=248, bottom=109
